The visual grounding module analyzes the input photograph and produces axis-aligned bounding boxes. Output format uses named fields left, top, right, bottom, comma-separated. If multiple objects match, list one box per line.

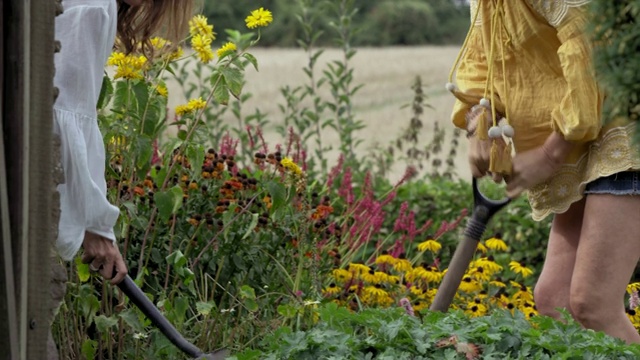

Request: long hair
left=116, top=0, right=197, bottom=56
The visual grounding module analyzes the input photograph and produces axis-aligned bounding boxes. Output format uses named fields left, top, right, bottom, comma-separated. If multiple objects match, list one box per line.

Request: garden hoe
left=117, top=274, right=229, bottom=360
left=429, top=178, right=511, bottom=312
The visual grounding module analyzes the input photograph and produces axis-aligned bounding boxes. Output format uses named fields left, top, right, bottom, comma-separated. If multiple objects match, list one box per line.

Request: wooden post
left=2, top=0, right=29, bottom=357
left=0, top=0, right=20, bottom=357
left=1, top=1, right=56, bottom=358
left=26, top=1, right=56, bottom=359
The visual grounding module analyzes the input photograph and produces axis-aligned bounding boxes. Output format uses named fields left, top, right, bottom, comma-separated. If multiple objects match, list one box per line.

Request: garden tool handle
left=117, top=274, right=205, bottom=358
left=429, top=178, right=510, bottom=312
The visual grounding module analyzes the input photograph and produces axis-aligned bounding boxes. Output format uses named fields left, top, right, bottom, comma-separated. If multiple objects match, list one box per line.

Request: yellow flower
left=150, top=37, right=169, bottom=50
left=108, top=52, right=147, bottom=80
left=413, top=299, right=428, bottom=313
left=489, top=279, right=507, bottom=288
left=175, top=97, right=205, bottom=116
left=469, top=266, right=491, bottom=282
left=477, top=242, right=487, bottom=253
left=393, top=258, right=412, bottom=273
left=332, top=268, right=351, bottom=283
left=509, top=261, right=534, bottom=278
left=628, top=283, right=640, bottom=294
left=386, top=274, right=401, bottom=285
left=361, top=269, right=379, bottom=284
left=465, top=302, right=487, bottom=317
left=627, top=308, right=640, bottom=325
left=474, top=257, right=503, bottom=274
left=217, top=42, right=237, bottom=58
left=409, top=285, right=424, bottom=297
left=189, top=14, right=215, bottom=40
left=522, top=305, right=538, bottom=320
left=511, top=281, right=534, bottom=304
left=322, top=283, right=341, bottom=297
left=363, top=285, right=388, bottom=299
left=187, top=97, right=207, bottom=111
left=459, top=276, right=482, bottom=293
left=167, top=47, right=184, bottom=61
left=281, top=157, right=302, bottom=175
left=175, top=104, right=191, bottom=117
left=417, top=239, right=442, bottom=253
left=191, top=34, right=215, bottom=64
left=485, top=237, right=508, bottom=251
left=375, top=254, right=397, bottom=266
left=107, top=52, right=126, bottom=66
left=407, top=266, right=442, bottom=284
left=245, top=7, right=273, bottom=29
left=348, top=263, right=370, bottom=275
left=155, top=85, right=168, bottom=98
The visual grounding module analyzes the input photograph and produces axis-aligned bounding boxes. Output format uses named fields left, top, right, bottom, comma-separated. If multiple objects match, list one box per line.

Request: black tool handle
left=429, top=178, right=510, bottom=312
left=117, top=275, right=204, bottom=358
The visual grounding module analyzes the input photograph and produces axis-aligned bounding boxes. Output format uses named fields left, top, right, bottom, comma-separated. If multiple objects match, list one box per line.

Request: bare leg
left=570, top=194, right=640, bottom=344
left=534, top=198, right=585, bottom=319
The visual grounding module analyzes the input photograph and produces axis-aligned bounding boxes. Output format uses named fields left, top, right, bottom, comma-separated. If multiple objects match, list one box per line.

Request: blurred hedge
left=204, top=0, right=470, bottom=47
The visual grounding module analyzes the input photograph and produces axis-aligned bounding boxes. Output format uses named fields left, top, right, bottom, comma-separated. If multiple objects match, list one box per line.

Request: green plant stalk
left=136, top=47, right=251, bottom=269
left=163, top=214, right=178, bottom=291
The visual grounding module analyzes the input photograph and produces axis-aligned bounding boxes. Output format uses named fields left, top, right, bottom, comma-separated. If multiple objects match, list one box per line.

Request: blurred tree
left=203, top=0, right=469, bottom=46
left=589, top=0, right=640, bottom=144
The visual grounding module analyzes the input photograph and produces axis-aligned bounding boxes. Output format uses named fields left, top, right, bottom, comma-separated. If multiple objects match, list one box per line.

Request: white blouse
left=54, top=0, right=120, bottom=260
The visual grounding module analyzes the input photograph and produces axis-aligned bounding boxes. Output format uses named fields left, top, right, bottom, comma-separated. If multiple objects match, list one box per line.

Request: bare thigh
left=533, top=198, right=585, bottom=316
left=572, top=194, right=640, bottom=307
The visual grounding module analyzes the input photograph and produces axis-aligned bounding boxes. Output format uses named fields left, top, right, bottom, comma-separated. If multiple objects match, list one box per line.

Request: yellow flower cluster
left=189, top=15, right=216, bottom=64
left=107, top=52, right=147, bottom=80
left=280, top=157, right=302, bottom=175
left=217, top=42, right=237, bottom=58
left=150, top=37, right=183, bottom=61
left=323, top=235, right=539, bottom=321
left=245, top=7, right=273, bottom=29
left=175, top=97, right=207, bottom=116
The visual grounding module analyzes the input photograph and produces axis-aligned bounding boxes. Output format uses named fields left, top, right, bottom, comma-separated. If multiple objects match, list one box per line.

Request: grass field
left=165, top=46, right=471, bottom=181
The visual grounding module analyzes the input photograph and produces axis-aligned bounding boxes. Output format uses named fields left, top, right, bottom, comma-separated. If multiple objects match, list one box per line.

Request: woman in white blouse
left=53, top=0, right=195, bottom=285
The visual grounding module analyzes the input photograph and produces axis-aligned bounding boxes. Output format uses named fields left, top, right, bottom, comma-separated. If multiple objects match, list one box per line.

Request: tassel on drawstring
left=476, top=108, right=490, bottom=141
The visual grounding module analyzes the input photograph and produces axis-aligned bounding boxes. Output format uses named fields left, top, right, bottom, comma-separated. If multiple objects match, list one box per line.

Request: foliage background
left=203, top=0, right=470, bottom=47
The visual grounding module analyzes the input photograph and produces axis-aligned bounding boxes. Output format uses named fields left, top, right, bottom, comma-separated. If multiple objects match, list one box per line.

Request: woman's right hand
left=466, top=109, right=506, bottom=183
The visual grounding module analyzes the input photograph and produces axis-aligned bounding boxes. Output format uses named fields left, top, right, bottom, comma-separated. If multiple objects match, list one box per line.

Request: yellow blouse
left=451, top=0, right=640, bottom=221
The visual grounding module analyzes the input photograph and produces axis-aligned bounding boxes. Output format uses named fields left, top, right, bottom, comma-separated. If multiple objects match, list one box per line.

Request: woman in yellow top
left=448, top=0, right=640, bottom=343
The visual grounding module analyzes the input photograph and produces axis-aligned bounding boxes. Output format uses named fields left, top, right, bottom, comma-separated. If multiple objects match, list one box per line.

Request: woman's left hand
left=506, top=132, right=573, bottom=198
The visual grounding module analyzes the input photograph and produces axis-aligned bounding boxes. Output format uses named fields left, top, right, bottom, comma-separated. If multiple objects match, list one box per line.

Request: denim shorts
left=584, top=171, right=640, bottom=195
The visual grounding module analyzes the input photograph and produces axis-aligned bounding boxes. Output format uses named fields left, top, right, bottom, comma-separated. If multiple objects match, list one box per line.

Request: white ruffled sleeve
left=54, top=0, right=120, bottom=261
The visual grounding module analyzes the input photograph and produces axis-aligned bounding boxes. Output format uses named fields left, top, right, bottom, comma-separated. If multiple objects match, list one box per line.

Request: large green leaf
left=154, top=185, right=184, bottom=221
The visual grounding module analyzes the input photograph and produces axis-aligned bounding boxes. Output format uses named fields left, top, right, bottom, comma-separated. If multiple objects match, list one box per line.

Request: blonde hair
left=116, top=0, right=198, bottom=56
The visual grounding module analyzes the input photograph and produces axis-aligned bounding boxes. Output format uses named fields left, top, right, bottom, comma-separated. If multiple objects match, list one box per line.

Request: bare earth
left=165, top=46, right=470, bottom=182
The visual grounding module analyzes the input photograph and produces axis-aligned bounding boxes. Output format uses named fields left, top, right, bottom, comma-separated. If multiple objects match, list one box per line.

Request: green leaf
left=243, top=53, right=259, bottom=71
left=113, top=80, right=130, bottom=111
left=75, top=256, right=90, bottom=283
left=135, top=135, right=153, bottom=179
left=277, top=304, right=298, bottom=318
left=177, top=129, right=188, bottom=141
left=211, top=71, right=230, bottom=105
left=132, top=80, right=150, bottom=120
left=239, top=285, right=256, bottom=300
left=242, top=213, right=259, bottom=240
left=94, top=315, right=119, bottom=333
left=154, top=185, right=184, bottom=221
left=166, top=250, right=187, bottom=268
left=265, top=181, right=287, bottom=212
left=196, top=301, right=216, bottom=316
left=186, top=144, right=205, bottom=179
left=81, top=339, right=97, bottom=360
left=220, top=67, right=244, bottom=98
left=97, top=75, right=113, bottom=110
left=119, top=308, right=144, bottom=333
left=244, top=299, right=259, bottom=312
